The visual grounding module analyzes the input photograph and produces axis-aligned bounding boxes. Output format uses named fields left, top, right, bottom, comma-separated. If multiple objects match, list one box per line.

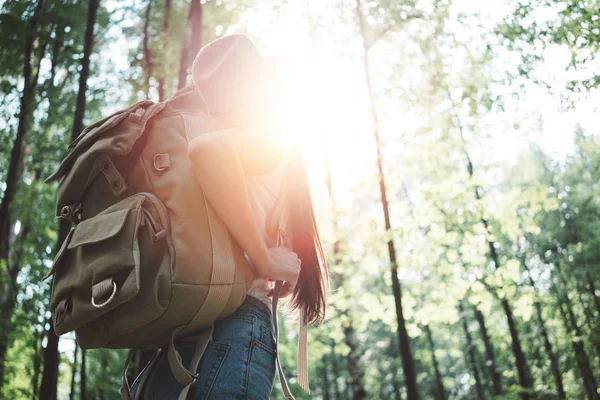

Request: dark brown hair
left=285, top=149, right=329, bottom=325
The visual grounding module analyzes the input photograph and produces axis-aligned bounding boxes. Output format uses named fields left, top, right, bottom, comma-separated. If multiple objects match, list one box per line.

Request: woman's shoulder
left=237, top=127, right=289, bottom=176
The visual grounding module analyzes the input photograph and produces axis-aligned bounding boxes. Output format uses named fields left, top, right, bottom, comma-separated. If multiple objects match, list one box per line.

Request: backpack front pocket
left=49, top=194, right=172, bottom=344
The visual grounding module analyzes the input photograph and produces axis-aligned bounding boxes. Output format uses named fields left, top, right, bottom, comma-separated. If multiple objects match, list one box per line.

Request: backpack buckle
left=60, top=205, right=72, bottom=218
left=60, top=204, right=83, bottom=224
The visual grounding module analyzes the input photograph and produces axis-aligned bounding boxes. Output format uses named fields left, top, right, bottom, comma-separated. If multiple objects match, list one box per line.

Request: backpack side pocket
left=50, top=195, right=146, bottom=336
left=49, top=193, right=172, bottom=347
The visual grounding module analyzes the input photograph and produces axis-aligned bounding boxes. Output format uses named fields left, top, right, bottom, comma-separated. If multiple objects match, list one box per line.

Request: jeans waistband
left=240, top=295, right=272, bottom=326
left=180, top=295, right=273, bottom=345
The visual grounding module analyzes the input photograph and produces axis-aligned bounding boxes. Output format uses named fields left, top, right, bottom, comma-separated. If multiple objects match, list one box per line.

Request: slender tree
left=31, top=331, right=42, bottom=400
left=69, top=343, right=78, bottom=400
left=98, top=351, right=108, bottom=400
left=452, top=106, right=533, bottom=397
left=178, top=0, right=203, bottom=90
left=344, top=322, right=366, bottom=400
left=320, top=362, right=332, bottom=400
left=39, top=1, right=100, bottom=398
left=576, top=282, right=600, bottom=348
left=472, top=306, right=503, bottom=395
left=80, top=349, right=87, bottom=400
left=553, top=262, right=599, bottom=400
left=355, top=1, right=418, bottom=397
left=71, top=0, right=101, bottom=138
left=424, top=324, right=447, bottom=400
left=458, top=301, right=485, bottom=400
left=0, top=0, right=47, bottom=387
left=142, top=0, right=154, bottom=97
left=586, top=270, right=600, bottom=316
left=518, top=254, right=566, bottom=399
left=157, top=0, right=171, bottom=101
left=329, top=339, right=344, bottom=400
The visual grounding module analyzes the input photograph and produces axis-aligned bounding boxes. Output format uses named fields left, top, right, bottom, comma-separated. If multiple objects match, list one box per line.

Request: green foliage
left=1, top=0, right=600, bottom=399
left=498, top=0, right=600, bottom=94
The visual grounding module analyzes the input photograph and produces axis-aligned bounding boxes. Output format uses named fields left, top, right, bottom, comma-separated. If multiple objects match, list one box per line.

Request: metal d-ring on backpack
left=43, top=86, right=259, bottom=400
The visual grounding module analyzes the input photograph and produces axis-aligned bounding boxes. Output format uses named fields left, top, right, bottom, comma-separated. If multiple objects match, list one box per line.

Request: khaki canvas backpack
left=43, top=87, right=263, bottom=399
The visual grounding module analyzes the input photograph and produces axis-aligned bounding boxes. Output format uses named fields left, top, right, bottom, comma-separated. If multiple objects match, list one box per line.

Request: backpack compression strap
left=119, top=327, right=214, bottom=400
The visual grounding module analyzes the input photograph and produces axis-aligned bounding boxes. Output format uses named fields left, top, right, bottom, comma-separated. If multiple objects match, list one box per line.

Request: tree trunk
left=587, top=271, right=600, bottom=316
left=0, top=0, right=47, bottom=388
left=501, top=298, right=533, bottom=398
left=69, top=343, right=78, bottom=400
left=142, top=0, right=153, bottom=97
left=38, top=320, right=60, bottom=400
left=534, top=299, right=566, bottom=399
left=330, top=340, right=343, bottom=400
left=98, top=351, right=108, bottom=400
left=0, top=311, right=12, bottom=393
left=458, top=302, right=485, bottom=400
left=80, top=349, right=87, bottom=400
left=0, top=0, right=45, bottom=260
left=320, top=362, right=331, bottom=400
left=355, top=1, right=418, bottom=398
left=344, top=322, right=366, bottom=400
left=72, top=0, right=100, bottom=137
left=178, top=0, right=202, bottom=90
left=453, top=98, right=534, bottom=397
left=424, top=325, right=446, bottom=400
left=556, top=290, right=599, bottom=399
left=1, top=217, right=32, bottom=394
left=31, top=332, right=42, bottom=399
left=556, top=263, right=600, bottom=362
left=521, top=260, right=566, bottom=398
left=157, top=0, right=171, bottom=101
left=553, top=267, right=599, bottom=399
left=478, top=206, right=532, bottom=396
left=40, top=2, right=100, bottom=398
left=472, top=306, right=503, bottom=395
left=391, top=368, right=402, bottom=400
left=577, top=283, right=600, bottom=358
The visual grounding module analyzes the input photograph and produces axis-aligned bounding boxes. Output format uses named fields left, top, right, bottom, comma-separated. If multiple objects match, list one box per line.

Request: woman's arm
left=187, top=129, right=299, bottom=282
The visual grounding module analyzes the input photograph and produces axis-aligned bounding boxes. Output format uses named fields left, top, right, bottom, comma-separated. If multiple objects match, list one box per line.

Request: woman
left=129, top=35, right=328, bottom=400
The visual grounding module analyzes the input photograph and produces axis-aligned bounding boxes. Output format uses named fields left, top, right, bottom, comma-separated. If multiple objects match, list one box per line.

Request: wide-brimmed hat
left=192, top=34, right=292, bottom=119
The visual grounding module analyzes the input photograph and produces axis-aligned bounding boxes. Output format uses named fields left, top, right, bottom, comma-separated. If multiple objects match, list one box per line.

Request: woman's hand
left=254, top=247, right=300, bottom=298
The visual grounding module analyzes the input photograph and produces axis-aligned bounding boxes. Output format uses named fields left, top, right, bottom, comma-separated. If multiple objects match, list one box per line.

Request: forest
left=1, top=0, right=599, bottom=399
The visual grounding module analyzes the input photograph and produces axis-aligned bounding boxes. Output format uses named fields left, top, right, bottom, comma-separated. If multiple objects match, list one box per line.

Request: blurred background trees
left=0, top=0, right=599, bottom=399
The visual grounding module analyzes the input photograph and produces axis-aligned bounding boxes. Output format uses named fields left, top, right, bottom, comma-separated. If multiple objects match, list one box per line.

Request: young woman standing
left=129, top=34, right=328, bottom=400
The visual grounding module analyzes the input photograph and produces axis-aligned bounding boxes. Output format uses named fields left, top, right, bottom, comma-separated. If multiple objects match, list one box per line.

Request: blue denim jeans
left=129, top=296, right=276, bottom=399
